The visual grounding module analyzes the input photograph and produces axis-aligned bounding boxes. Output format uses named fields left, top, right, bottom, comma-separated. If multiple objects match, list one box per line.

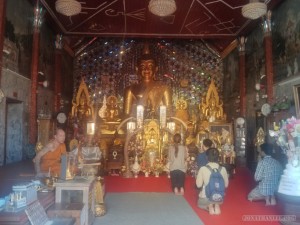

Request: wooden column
left=54, top=35, right=63, bottom=112
left=238, top=36, right=246, bottom=117
left=263, top=11, right=274, bottom=104
left=29, top=1, right=43, bottom=144
left=0, top=0, right=7, bottom=85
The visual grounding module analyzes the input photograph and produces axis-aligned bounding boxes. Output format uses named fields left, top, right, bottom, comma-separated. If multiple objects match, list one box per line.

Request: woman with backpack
left=196, top=148, right=229, bottom=215
left=168, top=133, right=189, bottom=195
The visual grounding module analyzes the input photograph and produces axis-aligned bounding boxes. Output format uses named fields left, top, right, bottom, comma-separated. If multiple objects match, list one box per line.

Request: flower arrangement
left=269, top=116, right=300, bottom=167
left=153, top=158, right=165, bottom=174
left=140, top=157, right=152, bottom=174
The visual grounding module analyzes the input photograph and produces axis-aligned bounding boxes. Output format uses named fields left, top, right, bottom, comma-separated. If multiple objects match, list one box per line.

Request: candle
left=48, top=167, right=51, bottom=177
left=127, top=121, right=136, bottom=132
left=137, top=105, right=144, bottom=128
left=160, top=105, right=167, bottom=128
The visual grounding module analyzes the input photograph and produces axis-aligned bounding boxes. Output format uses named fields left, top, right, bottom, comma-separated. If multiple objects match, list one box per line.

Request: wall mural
left=272, top=0, right=300, bottom=83
left=74, top=38, right=223, bottom=115
left=5, top=0, right=34, bottom=78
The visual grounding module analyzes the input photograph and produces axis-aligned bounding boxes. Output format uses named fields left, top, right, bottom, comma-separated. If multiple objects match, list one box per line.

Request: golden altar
left=198, top=80, right=235, bottom=166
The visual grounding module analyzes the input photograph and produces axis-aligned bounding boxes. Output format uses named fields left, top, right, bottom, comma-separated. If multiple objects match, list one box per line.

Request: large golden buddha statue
left=123, top=44, right=172, bottom=119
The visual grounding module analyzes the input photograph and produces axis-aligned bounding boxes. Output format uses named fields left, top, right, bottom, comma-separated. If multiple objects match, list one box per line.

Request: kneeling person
left=196, top=148, right=229, bottom=215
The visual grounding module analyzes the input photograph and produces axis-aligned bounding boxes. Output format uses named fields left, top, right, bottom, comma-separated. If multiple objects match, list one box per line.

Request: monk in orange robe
left=33, top=129, right=66, bottom=177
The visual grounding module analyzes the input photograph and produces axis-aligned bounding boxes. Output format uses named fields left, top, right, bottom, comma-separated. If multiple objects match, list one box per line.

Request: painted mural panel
left=5, top=0, right=33, bottom=78
left=272, top=0, right=300, bottom=83
left=6, top=104, right=23, bottom=164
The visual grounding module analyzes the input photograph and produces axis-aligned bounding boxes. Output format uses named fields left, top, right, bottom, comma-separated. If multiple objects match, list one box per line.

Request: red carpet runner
left=104, top=167, right=282, bottom=225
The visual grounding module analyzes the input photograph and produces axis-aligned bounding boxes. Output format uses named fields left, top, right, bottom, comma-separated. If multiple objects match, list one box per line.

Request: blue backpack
left=205, top=165, right=225, bottom=202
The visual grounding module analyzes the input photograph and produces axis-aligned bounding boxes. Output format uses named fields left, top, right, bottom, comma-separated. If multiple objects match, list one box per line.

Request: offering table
left=54, top=177, right=95, bottom=225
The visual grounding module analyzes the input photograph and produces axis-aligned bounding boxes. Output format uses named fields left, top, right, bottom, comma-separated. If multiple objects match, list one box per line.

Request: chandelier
left=148, top=0, right=176, bottom=17
left=242, top=0, right=267, bottom=20
left=55, top=0, right=82, bottom=17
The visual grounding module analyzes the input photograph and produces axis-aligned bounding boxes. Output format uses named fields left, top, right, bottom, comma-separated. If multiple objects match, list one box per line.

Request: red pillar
left=238, top=37, right=246, bottom=117
left=29, top=2, right=42, bottom=144
left=0, top=0, right=7, bottom=85
left=263, top=11, right=274, bottom=104
left=54, top=48, right=62, bottom=112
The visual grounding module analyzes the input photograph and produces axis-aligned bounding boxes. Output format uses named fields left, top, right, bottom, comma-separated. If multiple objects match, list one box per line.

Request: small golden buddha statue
left=105, top=95, right=121, bottom=122
left=196, top=123, right=209, bottom=147
left=185, top=121, right=196, bottom=146
left=200, top=80, right=226, bottom=122
left=123, top=43, right=172, bottom=118
left=71, top=79, right=94, bottom=122
left=205, top=97, right=221, bottom=122
left=175, top=98, right=189, bottom=123
left=76, top=93, right=92, bottom=120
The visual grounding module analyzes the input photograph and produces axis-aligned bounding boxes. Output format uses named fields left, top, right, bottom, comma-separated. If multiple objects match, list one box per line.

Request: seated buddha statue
left=105, top=95, right=121, bottom=122
left=200, top=80, right=226, bottom=122
left=123, top=43, right=172, bottom=119
left=73, top=92, right=92, bottom=121
left=77, top=93, right=92, bottom=119
left=205, top=96, right=223, bottom=122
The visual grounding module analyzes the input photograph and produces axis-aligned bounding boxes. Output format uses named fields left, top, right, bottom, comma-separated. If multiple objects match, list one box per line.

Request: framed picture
left=208, top=123, right=233, bottom=146
left=293, top=84, right=300, bottom=119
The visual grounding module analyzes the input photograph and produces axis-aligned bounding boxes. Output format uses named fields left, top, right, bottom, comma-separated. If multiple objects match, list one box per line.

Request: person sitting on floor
left=196, top=138, right=213, bottom=169
left=196, top=148, right=229, bottom=215
left=248, top=143, right=283, bottom=206
left=33, top=128, right=67, bottom=177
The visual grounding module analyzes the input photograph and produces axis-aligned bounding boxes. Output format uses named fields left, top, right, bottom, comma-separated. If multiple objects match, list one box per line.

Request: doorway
left=5, top=98, right=23, bottom=165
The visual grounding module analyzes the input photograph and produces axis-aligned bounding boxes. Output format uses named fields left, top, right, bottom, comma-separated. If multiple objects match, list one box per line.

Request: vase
left=145, top=172, right=149, bottom=177
left=132, top=155, right=141, bottom=177
left=95, top=203, right=106, bottom=217
left=155, top=172, right=159, bottom=177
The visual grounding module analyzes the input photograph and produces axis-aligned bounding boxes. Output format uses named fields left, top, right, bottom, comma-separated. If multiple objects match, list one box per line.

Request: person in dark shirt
left=197, top=138, right=213, bottom=169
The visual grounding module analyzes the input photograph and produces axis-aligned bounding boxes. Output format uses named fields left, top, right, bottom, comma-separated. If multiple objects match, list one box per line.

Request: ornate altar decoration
left=120, top=105, right=188, bottom=178
left=199, top=80, right=235, bottom=165
left=200, top=80, right=226, bottom=123
left=71, top=79, right=95, bottom=137
left=97, top=95, right=125, bottom=174
left=106, top=134, right=124, bottom=175
left=175, top=98, right=189, bottom=123
left=255, top=127, right=266, bottom=161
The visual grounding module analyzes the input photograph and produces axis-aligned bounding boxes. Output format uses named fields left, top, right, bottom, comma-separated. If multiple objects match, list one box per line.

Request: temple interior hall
left=0, top=0, right=300, bottom=225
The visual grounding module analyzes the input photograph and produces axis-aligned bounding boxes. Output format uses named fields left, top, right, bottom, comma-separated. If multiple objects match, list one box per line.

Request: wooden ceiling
left=40, top=0, right=283, bottom=56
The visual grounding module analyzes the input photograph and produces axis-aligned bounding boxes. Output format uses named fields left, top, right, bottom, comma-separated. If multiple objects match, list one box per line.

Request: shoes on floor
left=214, top=204, right=221, bottom=215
